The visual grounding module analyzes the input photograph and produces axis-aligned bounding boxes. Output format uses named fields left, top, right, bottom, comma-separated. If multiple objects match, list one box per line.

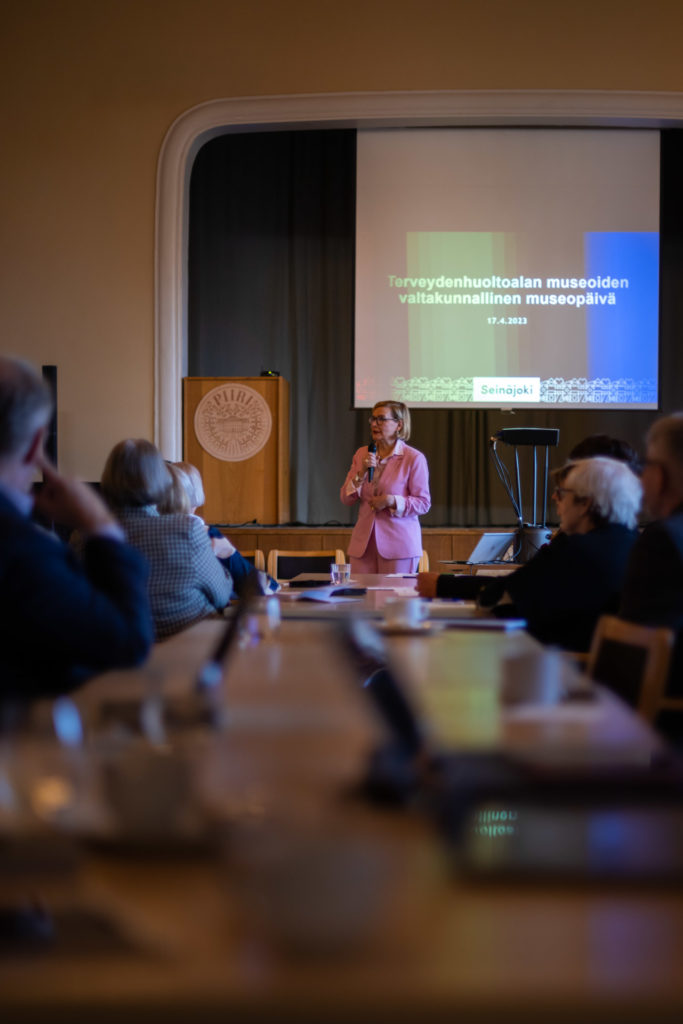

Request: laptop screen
left=467, top=532, right=516, bottom=564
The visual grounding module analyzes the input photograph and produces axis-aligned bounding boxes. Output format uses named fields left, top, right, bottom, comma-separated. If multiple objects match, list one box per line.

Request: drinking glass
left=330, top=564, right=351, bottom=586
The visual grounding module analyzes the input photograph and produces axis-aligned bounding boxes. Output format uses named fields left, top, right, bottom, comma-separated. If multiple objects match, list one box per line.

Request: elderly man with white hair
left=0, top=355, right=153, bottom=699
left=418, top=456, right=642, bottom=652
left=620, top=414, right=683, bottom=713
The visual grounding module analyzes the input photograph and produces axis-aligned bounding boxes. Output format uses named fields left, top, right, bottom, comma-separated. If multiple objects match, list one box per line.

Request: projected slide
left=354, top=129, right=660, bottom=409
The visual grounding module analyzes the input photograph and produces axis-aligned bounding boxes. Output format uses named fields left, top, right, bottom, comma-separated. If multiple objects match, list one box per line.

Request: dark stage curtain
left=189, top=129, right=683, bottom=527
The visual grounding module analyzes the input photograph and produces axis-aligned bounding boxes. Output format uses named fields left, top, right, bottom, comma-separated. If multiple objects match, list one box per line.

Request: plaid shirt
left=117, top=506, right=232, bottom=640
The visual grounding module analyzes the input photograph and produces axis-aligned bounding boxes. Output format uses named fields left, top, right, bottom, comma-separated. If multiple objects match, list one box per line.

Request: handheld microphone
left=367, top=441, right=377, bottom=483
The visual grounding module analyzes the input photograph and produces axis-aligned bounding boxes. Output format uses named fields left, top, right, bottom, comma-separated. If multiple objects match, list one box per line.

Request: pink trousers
left=350, top=528, right=419, bottom=574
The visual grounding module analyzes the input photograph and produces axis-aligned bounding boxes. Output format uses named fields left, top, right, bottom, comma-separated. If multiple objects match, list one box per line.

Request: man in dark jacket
left=0, top=355, right=153, bottom=699
left=620, top=413, right=683, bottom=702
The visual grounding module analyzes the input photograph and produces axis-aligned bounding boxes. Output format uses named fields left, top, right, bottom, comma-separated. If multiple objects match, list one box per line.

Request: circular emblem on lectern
left=193, top=383, right=272, bottom=462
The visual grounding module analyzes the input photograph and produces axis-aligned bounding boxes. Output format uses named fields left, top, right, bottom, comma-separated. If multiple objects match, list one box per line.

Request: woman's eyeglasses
left=552, top=486, right=576, bottom=499
left=368, top=415, right=396, bottom=424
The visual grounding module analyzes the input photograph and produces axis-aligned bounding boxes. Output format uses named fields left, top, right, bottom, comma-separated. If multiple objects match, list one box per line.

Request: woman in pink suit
left=341, top=401, right=431, bottom=573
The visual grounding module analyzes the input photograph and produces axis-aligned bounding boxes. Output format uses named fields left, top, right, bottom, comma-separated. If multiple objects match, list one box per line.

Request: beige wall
left=1, top=0, right=682, bottom=477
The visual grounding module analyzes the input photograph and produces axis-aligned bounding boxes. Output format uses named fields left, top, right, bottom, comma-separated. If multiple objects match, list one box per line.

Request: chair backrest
left=586, top=615, right=674, bottom=721
left=266, top=548, right=346, bottom=582
left=240, top=549, right=265, bottom=572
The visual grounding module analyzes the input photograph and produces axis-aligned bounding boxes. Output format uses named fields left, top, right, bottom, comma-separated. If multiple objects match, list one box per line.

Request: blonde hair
left=372, top=400, right=411, bottom=441
left=157, top=463, right=193, bottom=515
left=174, top=461, right=205, bottom=510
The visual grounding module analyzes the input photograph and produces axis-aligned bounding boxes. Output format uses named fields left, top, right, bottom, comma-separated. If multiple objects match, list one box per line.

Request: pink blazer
left=340, top=441, right=431, bottom=559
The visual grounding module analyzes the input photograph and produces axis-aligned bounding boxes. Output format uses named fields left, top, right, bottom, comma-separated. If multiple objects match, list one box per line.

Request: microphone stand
left=488, top=428, right=560, bottom=563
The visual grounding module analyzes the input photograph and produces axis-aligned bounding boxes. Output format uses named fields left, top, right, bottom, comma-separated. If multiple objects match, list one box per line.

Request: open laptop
left=195, top=569, right=262, bottom=691
left=443, top=531, right=517, bottom=566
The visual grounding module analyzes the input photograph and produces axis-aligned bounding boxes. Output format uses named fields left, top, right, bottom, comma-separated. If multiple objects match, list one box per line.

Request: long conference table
left=2, top=577, right=683, bottom=1022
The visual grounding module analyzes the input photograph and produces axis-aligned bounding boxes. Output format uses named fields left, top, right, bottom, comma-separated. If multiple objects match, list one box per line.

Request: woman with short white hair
left=552, top=456, right=641, bottom=532
left=418, top=456, right=642, bottom=652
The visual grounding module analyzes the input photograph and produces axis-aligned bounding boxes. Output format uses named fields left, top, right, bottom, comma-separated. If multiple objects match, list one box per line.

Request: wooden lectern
left=183, top=376, right=290, bottom=524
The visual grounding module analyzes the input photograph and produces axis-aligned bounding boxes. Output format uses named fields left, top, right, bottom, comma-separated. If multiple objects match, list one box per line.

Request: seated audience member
left=156, top=461, right=194, bottom=518
left=568, top=433, right=641, bottom=473
left=172, top=460, right=279, bottom=594
left=172, top=462, right=224, bottom=545
left=0, top=357, right=153, bottom=697
left=417, top=457, right=641, bottom=651
left=620, top=414, right=683, bottom=706
left=101, top=440, right=232, bottom=639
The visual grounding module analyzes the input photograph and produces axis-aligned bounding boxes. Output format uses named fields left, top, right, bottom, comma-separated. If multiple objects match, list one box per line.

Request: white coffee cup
left=500, top=647, right=563, bottom=706
left=383, top=597, right=427, bottom=629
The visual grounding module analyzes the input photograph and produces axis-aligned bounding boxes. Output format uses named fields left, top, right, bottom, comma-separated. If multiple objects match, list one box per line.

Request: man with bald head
left=0, top=356, right=153, bottom=698
left=620, top=413, right=683, bottom=710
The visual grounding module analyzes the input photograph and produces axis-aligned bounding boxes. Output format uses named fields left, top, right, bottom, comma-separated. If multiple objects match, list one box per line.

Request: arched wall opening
left=155, top=89, right=683, bottom=457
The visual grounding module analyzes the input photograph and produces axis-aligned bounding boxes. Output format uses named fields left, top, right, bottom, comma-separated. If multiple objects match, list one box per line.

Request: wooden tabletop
left=279, top=573, right=496, bottom=621
left=1, top=618, right=681, bottom=1022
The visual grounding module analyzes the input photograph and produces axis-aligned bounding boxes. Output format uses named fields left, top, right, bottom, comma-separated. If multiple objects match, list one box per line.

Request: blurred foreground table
left=1, top=618, right=682, bottom=1023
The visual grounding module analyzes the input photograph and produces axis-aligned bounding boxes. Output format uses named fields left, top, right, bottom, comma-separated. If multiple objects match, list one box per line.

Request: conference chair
left=267, top=548, right=346, bottom=582
left=586, top=614, right=675, bottom=722
left=239, top=549, right=265, bottom=571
